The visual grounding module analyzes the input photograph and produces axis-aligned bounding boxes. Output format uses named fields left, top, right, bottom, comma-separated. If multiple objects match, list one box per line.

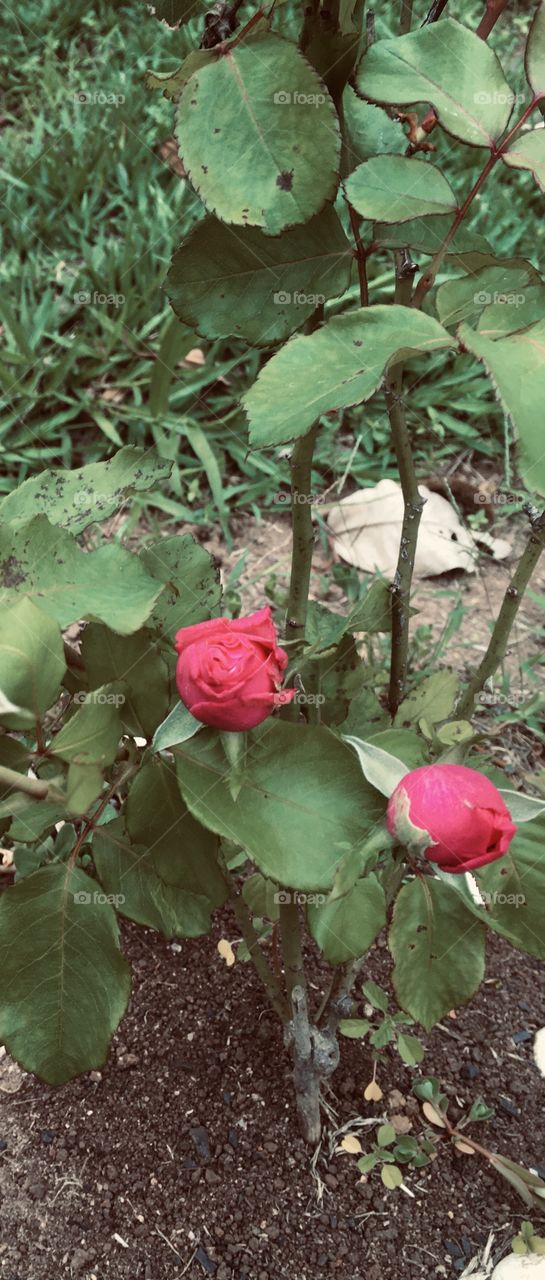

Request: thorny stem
left=412, top=97, right=543, bottom=309
left=422, top=0, right=450, bottom=21
left=387, top=252, right=422, bottom=717
left=457, top=507, right=545, bottom=720
left=279, top=899, right=307, bottom=1005
left=285, top=424, right=319, bottom=650
left=347, top=203, right=369, bottom=307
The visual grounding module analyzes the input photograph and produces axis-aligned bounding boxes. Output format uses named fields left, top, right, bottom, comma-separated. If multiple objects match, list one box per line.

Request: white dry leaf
left=492, top=1257, right=545, bottom=1279
left=340, top=1134, right=363, bottom=1154
left=217, top=938, right=236, bottom=967
left=422, top=1100, right=446, bottom=1128
left=327, top=479, right=511, bottom=580
left=0, top=1046, right=25, bottom=1094
left=364, top=1080, right=383, bottom=1101
left=533, top=1027, right=545, bottom=1076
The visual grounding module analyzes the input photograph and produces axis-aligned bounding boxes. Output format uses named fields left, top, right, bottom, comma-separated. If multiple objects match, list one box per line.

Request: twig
left=0, top=766, right=50, bottom=800
left=229, top=888, right=290, bottom=1022
left=476, top=0, right=509, bottom=39
left=387, top=251, right=422, bottom=716
left=457, top=507, right=545, bottom=720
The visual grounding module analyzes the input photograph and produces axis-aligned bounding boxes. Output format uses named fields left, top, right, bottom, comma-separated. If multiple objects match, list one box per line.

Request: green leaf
left=0, top=864, right=130, bottom=1084
left=152, top=700, right=203, bottom=752
left=144, top=51, right=213, bottom=100
left=342, top=86, right=405, bottom=176
left=344, top=736, right=408, bottom=798
left=177, top=34, right=341, bottom=234
left=348, top=580, right=392, bottom=633
left=346, top=155, right=456, bottom=224
left=377, top=1123, right=397, bottom=1147
left=397, top=1032, right=425, bottom=1066
left=374, top=218, right=491, bottom=258
left=526, top=2, right=545, bottom=96
left=478, top=286, right=545, bottom=339
left=474, top=816, right=545, bottom=959
left=307, top=874, right=385, bottom=963
left=381, top=1164, right=403, bottom=1190
left=0, top=598, right=65, bottom=730
left=242, top=872, right=280, bottom=921
left=395, top=671, right=458, bottom=727
left=304, top=601, right=351, bottom=656
left=51, top=689, right=122, bottom=766
left=318, top=632, right=367, bottom=726
left=93, top=818, right=218, bottom=939
left=498, top=790, right=545, bottom=823
left=244, top=305, right=454, bottom=446
left=166, top=207, right=352, bottom=346
left=357, top=18, right=514, bottom=147
left=0, top=447, right=172, bottom=534
left=390, top=877, right=486, bottom=1030
left=362, top=979, right=389, bottom=1011
left=81, top=625, right=169, bottom=739
left=65, top=762, right=104, bottom=818
left=0, top=517, right=162, bottom=633
left=436, top=260, right=541, bottom=328
left=503, top=129, right=545, bottom=194
left=357, top=1153, right=378, bottom=1173
left=139, top=534, right=221, bottom=642
left=175, top=722, right=384, bottom=891
left=460, top=320, right=545, bottom=495
left=9, top=799, right=67, bottom=844
left=339, top=1018, right=371, bottom=1038
left=366, top=729, right=427, bottom=770
left=125, top=758, right=226, bottom=909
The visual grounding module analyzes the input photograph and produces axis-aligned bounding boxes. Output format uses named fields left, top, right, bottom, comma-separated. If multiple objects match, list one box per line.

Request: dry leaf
left=453, top=1139, right=476, bottom=1156
left=364, top=1080, right=383, bottom=1102
left=217, top=939, right=236, bottom=967
left=181, top=347, right=205, bottom=367
left=0, top=848, right=14, bottom=869
left=534, top=1027, right=545, bottom=1077
left=340, top=1134, right=363, bottom=1155
left=0, top=1047, right=24, bottom=1094
left=327, top=479, right=510, bottom=580
left=422, top=1101, right=446, bottom=1128
left=391, top=1113, right=413, bottom=1135
left=387, top=1089, right=407, bottom=1111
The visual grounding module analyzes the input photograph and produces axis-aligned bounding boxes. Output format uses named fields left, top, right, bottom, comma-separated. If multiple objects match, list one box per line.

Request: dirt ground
left=1, top=920, right=544, bottom=1280
left=2, top=506, right=545, bottom=1280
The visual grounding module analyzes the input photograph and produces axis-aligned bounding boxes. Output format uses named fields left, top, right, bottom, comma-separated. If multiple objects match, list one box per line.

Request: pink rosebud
left=386, top=763, right=517, bottom=874
left=174, top=606, right=295, bottom=732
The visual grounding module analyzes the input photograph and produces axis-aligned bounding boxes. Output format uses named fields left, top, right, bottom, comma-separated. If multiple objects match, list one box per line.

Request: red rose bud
left=175, top=606, right=295, bottom=732
left=386, top=763, right=517, bottom=874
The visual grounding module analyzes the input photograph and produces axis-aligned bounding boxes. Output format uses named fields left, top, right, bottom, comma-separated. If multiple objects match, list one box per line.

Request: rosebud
left=175, top=606, right=295, bottom=732
left=386, top=764, right=517, bottom=873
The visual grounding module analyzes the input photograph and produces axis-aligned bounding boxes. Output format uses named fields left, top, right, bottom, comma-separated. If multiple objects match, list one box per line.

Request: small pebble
left=195, top=1246, right=217, bottom=1275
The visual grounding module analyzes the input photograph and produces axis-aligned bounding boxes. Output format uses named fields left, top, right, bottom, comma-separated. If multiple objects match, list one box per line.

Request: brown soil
left=1, top=919, right=544, bottom=1280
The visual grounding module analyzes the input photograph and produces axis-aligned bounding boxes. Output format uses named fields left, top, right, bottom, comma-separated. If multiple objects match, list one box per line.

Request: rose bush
left=175, top=606, right=295, bottom=731
left=387, top=764, right=518, bottom=873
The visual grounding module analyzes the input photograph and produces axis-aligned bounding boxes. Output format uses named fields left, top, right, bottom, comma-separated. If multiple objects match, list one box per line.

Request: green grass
left=1, top=0, right=542, bottom=525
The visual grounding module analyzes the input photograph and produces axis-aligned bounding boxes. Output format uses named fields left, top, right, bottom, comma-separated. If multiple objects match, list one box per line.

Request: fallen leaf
left=391, top=1113, right=413, bottom=1135
left=340, top=1134, right=363, bottom=1154
left=364, top=1080, right=383, bottom=1102
left=327, top=479, right=510, bottom=580
left=181, top=348, right=206, bottom=367
left=0, top=1047, right=24, bottom=1094
left=422, top=1101, right=446, bottom=1128
left=217, top=939, right=236, bottom=967
left=453, top=1139, right=476, bottom=1155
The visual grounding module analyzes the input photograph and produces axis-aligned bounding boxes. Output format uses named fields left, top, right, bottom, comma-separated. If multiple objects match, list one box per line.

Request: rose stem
left=457, top=506, right=545, bottom=720
left=279, top=901, right=321, bottom=1143
left=285, top=423, right=319, bottom=650
left=386, top=251, right=423, bottom=718
left=229, top=885, right=290, bottom=1023
left=0, top=765, right=50, bottom=800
